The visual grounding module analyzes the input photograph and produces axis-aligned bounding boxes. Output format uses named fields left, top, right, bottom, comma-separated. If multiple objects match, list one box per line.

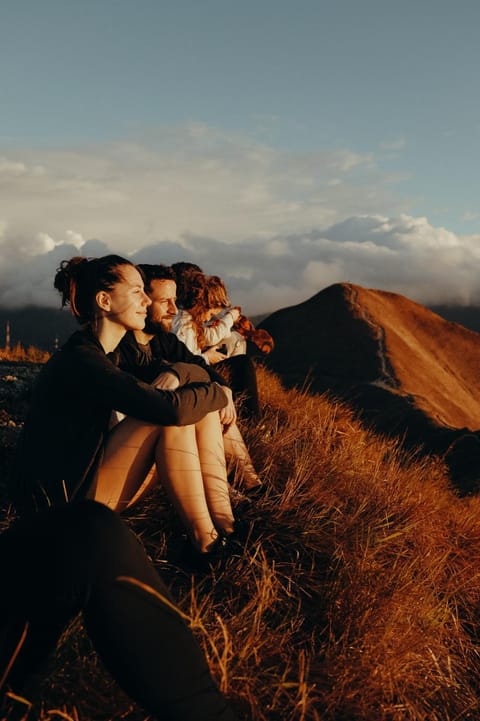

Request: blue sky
left=1, top=0, right=480, bottom=312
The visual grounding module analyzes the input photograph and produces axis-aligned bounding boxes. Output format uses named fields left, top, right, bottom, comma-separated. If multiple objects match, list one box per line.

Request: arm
left=117, top=331, right=230, bottom=388
left=74, top=346, right=227, bottom=426
left=161, top=333, right=229, bottom=386
left=202, top=309, right=239, bottom=347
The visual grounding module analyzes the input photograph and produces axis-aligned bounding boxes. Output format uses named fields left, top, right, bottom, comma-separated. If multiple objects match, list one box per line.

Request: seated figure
left=0, top=500, right=238, bottom=720
left=116, top=264, right=262, bottom=491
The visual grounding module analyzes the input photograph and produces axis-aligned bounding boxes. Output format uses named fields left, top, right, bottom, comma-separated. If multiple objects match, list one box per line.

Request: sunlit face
left=146, top=279, right=178, bottom=331
left=104, top=265, right=151, bottom=331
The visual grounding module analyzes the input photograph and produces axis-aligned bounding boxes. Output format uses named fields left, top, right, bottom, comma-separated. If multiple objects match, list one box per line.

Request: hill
left=261, top=283, right=480, bottom=492
left=0, top=306, right=76, bottom=352
left=3, top=365, right=480, bottom=720
left=0, top=301, right=479, bottom=353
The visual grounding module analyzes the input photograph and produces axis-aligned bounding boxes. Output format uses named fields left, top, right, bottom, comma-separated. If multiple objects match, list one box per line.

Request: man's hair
left=137, top=264, right=176, bottom=293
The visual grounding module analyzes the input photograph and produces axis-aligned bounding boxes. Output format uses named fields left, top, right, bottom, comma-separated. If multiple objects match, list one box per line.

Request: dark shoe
left=177, top=535, right=232, bottom=575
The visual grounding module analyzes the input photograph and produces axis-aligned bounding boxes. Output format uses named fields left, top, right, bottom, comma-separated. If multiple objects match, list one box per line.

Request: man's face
left=146, top=279, right=178, bottom=331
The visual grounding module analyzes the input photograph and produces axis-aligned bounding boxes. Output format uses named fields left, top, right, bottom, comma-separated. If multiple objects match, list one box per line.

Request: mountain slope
left=261, top=283, right=480, bottom=489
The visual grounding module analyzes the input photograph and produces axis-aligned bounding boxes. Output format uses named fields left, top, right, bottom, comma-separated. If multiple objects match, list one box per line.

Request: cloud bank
left=1, top=126, right=479, bottom=314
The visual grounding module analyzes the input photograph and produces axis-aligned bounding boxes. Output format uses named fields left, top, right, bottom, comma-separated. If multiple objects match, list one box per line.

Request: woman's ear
left=95, top=290, right=111, bottom=313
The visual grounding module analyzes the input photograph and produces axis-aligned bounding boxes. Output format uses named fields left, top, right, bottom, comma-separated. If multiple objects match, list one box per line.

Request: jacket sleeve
left=72, top=346, right=227, bottom=426
left=202, top=310, right=236, bottom=346
left=164, top=334, right=229, bottom=386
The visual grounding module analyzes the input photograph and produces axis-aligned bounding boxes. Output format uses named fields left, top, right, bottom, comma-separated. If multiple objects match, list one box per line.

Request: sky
left=1, top=0, right=480, bottom=314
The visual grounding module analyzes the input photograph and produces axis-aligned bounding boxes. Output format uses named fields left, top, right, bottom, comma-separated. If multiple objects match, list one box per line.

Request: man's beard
left=145, top=316, right=173, bottom=334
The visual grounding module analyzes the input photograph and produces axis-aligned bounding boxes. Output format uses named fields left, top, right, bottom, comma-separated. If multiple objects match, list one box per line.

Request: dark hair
left=54, top=254, right=134, bottom=325
left=172, top=263, right=204, bottom=309
left=171, top=261, right=203, bottom=278
left=137, top=264, right=176, bottom=293
left=177, top=271, right=205, bottom=311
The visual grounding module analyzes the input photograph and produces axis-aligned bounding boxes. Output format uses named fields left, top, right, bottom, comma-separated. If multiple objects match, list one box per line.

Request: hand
left=230, top=307, right=241, bottom=323
left=204, top=348, right=227, bottom=365
left=154, top=371, right=180, bottom=390
left=218, top=385, right=237, bottom=429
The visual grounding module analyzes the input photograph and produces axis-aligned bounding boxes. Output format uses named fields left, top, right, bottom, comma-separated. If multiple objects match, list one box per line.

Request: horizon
left=3, top=283, right=480, bottom=353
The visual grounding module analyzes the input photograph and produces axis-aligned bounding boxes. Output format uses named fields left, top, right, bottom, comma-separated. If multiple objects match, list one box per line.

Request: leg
left=215, top=355, right=260, bottom=420
left=0, top=502, right=239, bottom=721
left=95, top=419, right=219, bottom=552
left=194, top=412, right=235, bottom=536
left=154, top=423, right=223, bottom=552
left=223, top=422, right=262, bottom=490
left=94, top=417, right=161, bottom=510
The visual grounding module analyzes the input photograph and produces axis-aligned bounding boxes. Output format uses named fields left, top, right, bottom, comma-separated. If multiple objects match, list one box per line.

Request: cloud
left=0, top=125, right=405, bottom=257
left=1, top=212, right=479, bottom=314
left=1, top=126, right=480, bottom=313
left=462, top=211, right=480, bottom=222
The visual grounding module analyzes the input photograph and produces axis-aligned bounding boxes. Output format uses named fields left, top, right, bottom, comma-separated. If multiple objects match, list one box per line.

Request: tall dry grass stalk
left=0, top=344, right=50, bottom=364
left=4, top=365, right=480, bottom=720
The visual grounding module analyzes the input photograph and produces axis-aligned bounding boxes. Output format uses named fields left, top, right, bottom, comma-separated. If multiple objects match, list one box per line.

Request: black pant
left=0, top=501, right=239, bottom=720
left=215, top=355, right=260, bottom=420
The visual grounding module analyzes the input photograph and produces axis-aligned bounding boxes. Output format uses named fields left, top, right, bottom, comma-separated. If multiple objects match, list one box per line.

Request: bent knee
left=169, top=362, right=210, bottom=385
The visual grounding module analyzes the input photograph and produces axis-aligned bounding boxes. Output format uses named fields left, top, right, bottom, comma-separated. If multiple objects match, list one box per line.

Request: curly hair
left=183, top=274, right=231, bottom=349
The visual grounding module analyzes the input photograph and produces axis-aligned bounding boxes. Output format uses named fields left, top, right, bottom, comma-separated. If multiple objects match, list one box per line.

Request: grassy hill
left=2, top=364, right=480, bottom=719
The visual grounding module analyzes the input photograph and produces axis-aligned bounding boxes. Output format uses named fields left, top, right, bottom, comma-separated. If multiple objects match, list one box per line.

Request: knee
left=170, top=362, right=210, bottom=385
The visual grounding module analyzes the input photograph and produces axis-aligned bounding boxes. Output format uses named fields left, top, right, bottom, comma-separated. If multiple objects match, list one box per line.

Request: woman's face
left=103, top=265, right=151, bottom=330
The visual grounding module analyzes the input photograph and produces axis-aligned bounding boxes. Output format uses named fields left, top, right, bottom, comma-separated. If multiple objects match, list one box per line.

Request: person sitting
left=10, top=255, right=235, bottom=555
left=116, top=264, right=261, bottom=491
left=0, top=500, right=239, bottom=720
left=172, top=272, right=270, bottom=421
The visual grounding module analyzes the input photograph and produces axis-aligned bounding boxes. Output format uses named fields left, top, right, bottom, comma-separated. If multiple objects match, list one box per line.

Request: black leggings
left=0, top=501, right=239, bottom=721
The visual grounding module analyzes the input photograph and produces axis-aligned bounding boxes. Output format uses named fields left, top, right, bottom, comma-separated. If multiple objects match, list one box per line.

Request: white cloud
left=0, top=126, right=405, bottom=256
left=1, top=127, right=480, bottom=313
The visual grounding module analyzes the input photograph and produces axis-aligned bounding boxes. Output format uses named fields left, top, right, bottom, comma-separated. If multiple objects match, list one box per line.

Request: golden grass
left=4, top=365, right=480, bottom=719
left=0, top=344, right=50, bottom=363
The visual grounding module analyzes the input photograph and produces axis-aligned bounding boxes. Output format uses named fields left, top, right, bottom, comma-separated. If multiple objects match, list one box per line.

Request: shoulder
left=173, top=310, right=193, bottom=326
left=61, top=328, right=104, bottom=355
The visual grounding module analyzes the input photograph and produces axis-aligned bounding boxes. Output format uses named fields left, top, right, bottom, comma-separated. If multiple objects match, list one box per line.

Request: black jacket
left=12, top=329, right=227, bottom=513
left=115, top=330, right=228, bottom=386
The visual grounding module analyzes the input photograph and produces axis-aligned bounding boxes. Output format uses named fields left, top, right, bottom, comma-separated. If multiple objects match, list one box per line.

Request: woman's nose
left=143, top=292, right=152, bottom=306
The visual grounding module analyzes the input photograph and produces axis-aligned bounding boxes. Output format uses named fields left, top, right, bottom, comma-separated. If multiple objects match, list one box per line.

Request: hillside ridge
left=261, top=282, right=480, bottom=490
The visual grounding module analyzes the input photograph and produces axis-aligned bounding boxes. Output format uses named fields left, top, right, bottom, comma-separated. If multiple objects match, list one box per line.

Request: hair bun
left=54, top=256, right=89, bottom=308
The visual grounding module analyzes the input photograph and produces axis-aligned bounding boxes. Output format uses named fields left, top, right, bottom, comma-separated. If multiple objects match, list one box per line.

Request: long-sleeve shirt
left=115, top=329, right=228, bottom=387
left=172, top=309, right=242, bottom=360
left=11, top=328, right=227, bottom=513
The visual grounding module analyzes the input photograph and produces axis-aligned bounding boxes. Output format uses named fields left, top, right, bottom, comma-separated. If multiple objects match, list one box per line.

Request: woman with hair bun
left=11, top=255, right=235, bottom=555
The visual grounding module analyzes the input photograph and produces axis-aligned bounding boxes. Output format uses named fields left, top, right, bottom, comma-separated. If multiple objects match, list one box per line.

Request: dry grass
left=0, top=344, right=50, bottom=364
left=4, top=365, right=480, bottom=720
